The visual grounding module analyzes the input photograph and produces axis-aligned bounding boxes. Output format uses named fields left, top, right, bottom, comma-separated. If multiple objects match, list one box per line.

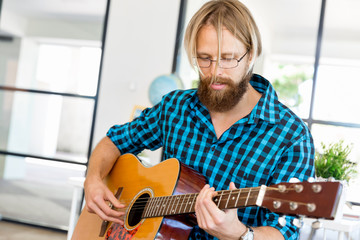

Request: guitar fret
left=216, top=191, right=223, bottom=208
left=225, top=190, right=232, bottom=209
left=235, top=189, right=242, bottom=207
left=155, top=197, right=162, bottom=217
left=178, top=194, right=185, bottom=213
left=164, top=196, right=171, bottom=216
left=165, top=196, right=173, bottom=216
left=144, top=188, right=261, bottom=218
left=184, top=194, right=191, bottom=213
left=156, top=197, right=166, bottom=216
left=189, top=193, right=196, bottom=213
left=143, top=197, right=151, bottom=218
left=171, top=196, right=180, bottom=215
left=149, top=197, right=158, bottom=217
left=245, top=188, right=251, bottom=206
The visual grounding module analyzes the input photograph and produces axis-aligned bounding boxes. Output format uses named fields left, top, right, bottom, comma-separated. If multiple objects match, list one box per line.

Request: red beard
left=197, top=74, right=251, bottom=112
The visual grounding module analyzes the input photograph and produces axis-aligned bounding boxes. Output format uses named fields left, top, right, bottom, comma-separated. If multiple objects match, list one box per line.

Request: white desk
left=67, top=177, right=85, bottom=240
left=303, top=217, right=360, bottom=240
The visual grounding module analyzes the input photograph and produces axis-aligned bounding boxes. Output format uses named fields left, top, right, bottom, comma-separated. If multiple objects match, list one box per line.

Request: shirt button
left=211, top=146, right=215, bottom=151
left=195, top=233, right=202, bottom=239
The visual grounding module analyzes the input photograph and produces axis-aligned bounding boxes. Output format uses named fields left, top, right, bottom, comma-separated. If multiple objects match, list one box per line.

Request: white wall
left=93, top=0, right=181, bottom=162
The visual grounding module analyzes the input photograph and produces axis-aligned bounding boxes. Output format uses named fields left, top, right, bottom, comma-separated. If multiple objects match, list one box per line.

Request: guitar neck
left=142, top=186, right=266, bottom=218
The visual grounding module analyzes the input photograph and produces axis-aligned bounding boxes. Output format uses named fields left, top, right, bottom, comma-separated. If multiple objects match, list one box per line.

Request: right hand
left=84, top=176, right=125, bottom=225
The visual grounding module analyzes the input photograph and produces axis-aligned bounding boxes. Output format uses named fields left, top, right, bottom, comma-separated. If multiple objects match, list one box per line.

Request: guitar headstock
left=262, top=181, right=343, bottom=219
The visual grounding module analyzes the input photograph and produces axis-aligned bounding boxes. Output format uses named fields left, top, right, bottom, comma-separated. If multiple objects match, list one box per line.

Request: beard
left=197, top=73, right=252, bottom=112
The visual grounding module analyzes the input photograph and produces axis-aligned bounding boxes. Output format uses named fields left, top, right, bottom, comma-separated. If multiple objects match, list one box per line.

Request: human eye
left=196, top=57, right=211, bottom=67
left=219, top=58, right=237, bottom=68
left=197, top=56, right=210, bottom=60
left=220, top=58, right=234, bottom=62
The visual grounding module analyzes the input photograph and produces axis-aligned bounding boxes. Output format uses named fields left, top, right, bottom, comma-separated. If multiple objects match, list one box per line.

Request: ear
left=247, top=50, right=253, bottom=66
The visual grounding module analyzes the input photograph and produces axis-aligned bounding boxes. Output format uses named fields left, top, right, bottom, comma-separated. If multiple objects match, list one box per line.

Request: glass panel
left=177, top=0, right=209, bottom=89
left=0, top=155, right=86, bottom=228
left=314, top=64, right=360, bottom=124
left=0, top=37, right=21, bottom=86
left=34, top=44, right=101, bottom=96
left=311, top=124, right=360, bottom=202
left=0, top=0, right=106, bottom=230
left=267, top=62, right=313, bottom=118
left=177, top=0, right=320, bottom=119
left=1, top=42, right=101, bottom=96
left=250, top=0, right=320, bottom=119
left=313, top=0, right=360, bottom=124
left=0, top=91, right=93, bottom=163
left=311, top=124, right=360, bottom=168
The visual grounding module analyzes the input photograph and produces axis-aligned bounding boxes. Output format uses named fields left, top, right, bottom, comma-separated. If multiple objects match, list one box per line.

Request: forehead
left=196, top=24, right=246, bottom=55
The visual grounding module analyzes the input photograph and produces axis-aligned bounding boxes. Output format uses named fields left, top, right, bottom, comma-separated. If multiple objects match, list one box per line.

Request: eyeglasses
left=194, top=51, right=248, bottom=69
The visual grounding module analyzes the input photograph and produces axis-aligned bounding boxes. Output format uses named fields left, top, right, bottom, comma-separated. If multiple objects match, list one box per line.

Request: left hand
left=195, top=182, right=247, bottom=240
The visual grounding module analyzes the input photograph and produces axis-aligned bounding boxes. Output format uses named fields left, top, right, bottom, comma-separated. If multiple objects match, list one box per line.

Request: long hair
left=184, top=0, right=262, bottom=75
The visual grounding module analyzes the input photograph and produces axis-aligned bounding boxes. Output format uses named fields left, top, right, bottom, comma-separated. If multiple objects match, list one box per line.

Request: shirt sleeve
left=106, top=102, right=164, bottom=155
left=262, top=135, right=315, bottom=240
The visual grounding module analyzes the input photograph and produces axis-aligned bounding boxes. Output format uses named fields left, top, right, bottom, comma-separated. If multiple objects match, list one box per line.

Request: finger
left=97, top=197, right=124, bottom=219
left=195, top=185, right=211, bottom=227
left=196, top=186, right=219, bottom=229
left=229, top=182, right=237, bottom=190
left=106, top=189, right=125, bottom=209
left=88, top=200, right=124, bottom=225
left=225, top=183, right=240, bottom=216
left=201, top=188, right=223, bottom=219
left=90, top=188, right=124, bottom=219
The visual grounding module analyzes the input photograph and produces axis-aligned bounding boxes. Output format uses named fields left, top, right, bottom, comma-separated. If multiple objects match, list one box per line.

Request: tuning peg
left=278, top=216, right=287, bottom=227
left=327, top=177, right=335, bottom=182
left=292, top=218, right=303, bottom=228
left=307, top=177, right=315, bottom=182
left=311, top=220, right=322, bottom=229
left=289, top=177, right=300, bottom=183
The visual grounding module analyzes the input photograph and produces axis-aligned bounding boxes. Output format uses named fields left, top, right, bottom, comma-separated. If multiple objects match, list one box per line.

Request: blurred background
left=0, top=0, right=359, bottom=239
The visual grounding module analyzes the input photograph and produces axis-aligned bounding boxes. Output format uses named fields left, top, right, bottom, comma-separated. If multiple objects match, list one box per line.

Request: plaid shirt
left=107, top=74, right=315, bottom=240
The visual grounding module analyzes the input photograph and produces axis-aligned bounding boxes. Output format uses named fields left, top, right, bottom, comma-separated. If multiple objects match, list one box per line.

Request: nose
left=208, top=60, right=223, bottom=76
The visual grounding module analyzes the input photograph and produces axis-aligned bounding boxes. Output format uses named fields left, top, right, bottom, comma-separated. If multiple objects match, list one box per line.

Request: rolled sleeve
left=106, top=103, right=164, bottom=154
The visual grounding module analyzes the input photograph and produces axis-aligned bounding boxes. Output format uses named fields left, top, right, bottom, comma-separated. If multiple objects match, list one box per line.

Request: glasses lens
left=197, top=58, right=210, bottom=68
left=219, top=59, right=237, bottom=69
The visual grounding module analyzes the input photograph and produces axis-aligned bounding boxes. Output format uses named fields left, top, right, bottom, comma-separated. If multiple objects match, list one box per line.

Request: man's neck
left=209, top=84, right=262, bottom=139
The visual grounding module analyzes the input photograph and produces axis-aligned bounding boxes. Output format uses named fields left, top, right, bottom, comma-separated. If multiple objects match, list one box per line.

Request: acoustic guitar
left=72, top=153, right=343, bottom=240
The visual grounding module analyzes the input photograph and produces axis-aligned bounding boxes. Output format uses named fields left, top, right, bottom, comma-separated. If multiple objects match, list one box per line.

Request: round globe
left=148, top=74, right=183, bottom=105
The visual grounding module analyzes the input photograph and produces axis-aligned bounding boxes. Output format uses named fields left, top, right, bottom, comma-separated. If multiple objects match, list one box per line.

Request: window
left=176, top=0, right=360, bottom=195
left=0, top=40, right=102, bottom=228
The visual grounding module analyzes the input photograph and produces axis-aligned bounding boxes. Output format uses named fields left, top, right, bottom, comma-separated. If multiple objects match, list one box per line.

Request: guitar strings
left=113, top=187, right=261, bottom=206
left=110, top=187, right=304, bottom=213
left=112, top=189, right=261, bottom=212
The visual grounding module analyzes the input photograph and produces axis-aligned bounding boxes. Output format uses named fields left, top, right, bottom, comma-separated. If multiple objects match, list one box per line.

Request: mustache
left=201, top=76, right=234, bottom=85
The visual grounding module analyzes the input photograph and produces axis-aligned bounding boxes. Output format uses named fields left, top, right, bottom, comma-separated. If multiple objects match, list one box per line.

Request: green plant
left=315, top=140, right=357, bottom=181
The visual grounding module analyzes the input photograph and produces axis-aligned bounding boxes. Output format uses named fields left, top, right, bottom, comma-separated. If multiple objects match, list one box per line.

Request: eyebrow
left=196, top=52, right=240, bottom=58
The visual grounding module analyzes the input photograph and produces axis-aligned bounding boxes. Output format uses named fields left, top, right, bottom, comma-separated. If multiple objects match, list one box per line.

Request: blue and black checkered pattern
left=107, top=74, right=315, bottom=240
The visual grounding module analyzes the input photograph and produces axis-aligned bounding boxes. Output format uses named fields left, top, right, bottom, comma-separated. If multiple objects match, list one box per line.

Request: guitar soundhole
left=128, top=193, right=150, bottom=227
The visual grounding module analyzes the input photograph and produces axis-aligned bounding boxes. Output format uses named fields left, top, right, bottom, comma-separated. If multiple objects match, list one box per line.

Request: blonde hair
left=184, top=0, right=262, bottom=74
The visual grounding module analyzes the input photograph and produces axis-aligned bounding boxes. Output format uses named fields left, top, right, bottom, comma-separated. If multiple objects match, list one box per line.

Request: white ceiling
left=2, top=0, right=107, bottom=22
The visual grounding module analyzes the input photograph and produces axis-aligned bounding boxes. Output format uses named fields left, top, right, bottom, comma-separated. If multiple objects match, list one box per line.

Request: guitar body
left=72, top=154, right=206, bottom=240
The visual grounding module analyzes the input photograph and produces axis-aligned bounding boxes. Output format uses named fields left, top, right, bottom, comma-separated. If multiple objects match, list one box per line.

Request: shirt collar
left=248, top=74, right=280, bottom=124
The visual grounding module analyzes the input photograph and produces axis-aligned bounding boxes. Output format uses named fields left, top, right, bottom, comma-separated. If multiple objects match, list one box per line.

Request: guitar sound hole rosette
left=125, top=188, right=154, bottom=231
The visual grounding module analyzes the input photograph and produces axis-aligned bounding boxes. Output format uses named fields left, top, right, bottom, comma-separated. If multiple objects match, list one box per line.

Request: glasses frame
left=195, top=51, right=249, bottom=69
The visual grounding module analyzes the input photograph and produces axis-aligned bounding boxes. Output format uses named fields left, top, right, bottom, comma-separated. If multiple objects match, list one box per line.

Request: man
left=84, top=0, right=315, bottom=239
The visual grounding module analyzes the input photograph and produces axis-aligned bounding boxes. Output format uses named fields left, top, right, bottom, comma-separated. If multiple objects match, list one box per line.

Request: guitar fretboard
left=142, top=187, right=261, bottom=218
